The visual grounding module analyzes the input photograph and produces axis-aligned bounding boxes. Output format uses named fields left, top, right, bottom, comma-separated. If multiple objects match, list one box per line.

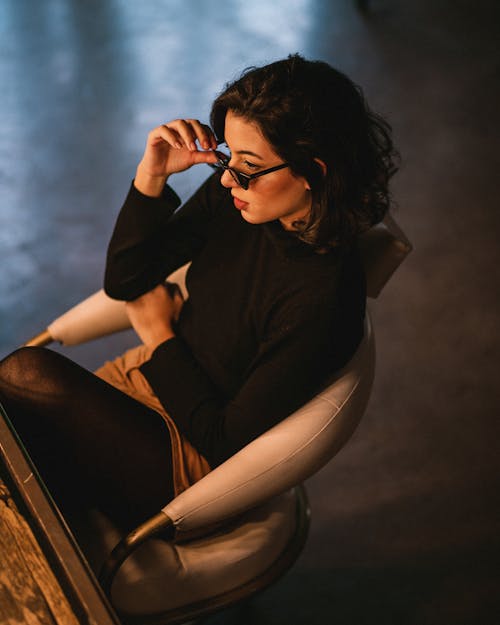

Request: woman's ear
left=303, top=158, right=327, bottom=191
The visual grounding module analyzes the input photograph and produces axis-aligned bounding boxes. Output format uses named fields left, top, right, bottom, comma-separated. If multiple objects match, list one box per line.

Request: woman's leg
left=0, top=346, right=174, bottom=531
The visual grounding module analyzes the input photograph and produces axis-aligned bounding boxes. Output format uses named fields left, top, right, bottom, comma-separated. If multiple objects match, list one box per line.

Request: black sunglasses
left=210, top=150, right=289, bottom=190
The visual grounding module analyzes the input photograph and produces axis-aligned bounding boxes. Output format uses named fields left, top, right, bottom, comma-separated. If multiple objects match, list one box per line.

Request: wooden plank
left=0, top=478, right=80, bottom=625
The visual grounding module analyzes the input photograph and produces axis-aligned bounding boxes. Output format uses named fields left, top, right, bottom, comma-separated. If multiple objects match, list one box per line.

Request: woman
left=0, top=54, right=397, bottom=531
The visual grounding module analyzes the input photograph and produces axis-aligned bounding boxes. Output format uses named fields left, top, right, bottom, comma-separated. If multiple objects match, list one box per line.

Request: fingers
left=153, top=119, right=217, bottom=152
left=139, top=119, right=218, bottom=183
left=186, top=119, right=218, bottom=151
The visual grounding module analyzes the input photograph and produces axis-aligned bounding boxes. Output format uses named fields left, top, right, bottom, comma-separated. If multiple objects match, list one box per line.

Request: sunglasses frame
left=211, top=150, right=289, bottom=190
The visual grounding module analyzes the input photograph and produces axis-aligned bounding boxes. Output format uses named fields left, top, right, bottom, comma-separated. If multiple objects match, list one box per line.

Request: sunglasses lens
left=229, top=170, right=241, bottom=186
left=215, top=151, right=249, bottom=189
left=237, top=175, right=249, bottom=190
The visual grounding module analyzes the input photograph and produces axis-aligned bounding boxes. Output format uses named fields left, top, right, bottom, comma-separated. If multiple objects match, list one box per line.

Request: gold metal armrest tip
left=99, top=512, right=174, bottom=595
left=23, top=329, right=53, bottom=347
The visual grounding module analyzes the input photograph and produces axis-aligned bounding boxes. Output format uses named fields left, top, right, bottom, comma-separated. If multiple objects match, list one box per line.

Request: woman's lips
left=232, top=195, right=248, bottom=210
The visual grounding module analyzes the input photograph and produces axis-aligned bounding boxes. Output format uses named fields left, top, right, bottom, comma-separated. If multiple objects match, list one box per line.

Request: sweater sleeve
left=140, top=289, right=364, bottom=468
left=104, top=172, right=224, bottom=301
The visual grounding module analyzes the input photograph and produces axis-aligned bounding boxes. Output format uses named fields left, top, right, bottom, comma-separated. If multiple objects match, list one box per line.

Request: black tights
left=0, top=347, right=174, bottom=532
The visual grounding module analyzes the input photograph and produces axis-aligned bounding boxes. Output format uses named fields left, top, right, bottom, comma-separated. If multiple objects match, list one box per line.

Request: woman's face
left=219, top=110, right=312, bottom=230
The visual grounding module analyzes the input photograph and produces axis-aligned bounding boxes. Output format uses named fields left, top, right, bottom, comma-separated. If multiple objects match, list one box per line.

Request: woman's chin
left=239, top=210, right=264, bottom=225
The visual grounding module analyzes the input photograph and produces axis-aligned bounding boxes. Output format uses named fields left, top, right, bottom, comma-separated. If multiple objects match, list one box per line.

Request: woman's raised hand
left=135, top=119, right=219, bottom=196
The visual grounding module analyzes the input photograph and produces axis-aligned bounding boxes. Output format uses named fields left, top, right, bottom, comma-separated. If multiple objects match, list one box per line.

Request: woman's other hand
left=125, top=283, right=184, bottom=349
left=135, top=119, right=219, bottom=197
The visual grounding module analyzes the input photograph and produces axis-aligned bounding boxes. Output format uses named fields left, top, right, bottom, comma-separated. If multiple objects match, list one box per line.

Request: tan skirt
left=94, top=344, right=211, bottom=497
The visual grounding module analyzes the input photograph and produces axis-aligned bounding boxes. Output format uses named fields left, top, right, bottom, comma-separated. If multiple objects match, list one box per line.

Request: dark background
left=1, top=1, right=499, bottom=623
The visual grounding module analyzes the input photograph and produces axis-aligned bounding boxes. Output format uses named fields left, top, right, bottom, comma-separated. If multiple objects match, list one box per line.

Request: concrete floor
left=1, top=1, right=499, bottom=623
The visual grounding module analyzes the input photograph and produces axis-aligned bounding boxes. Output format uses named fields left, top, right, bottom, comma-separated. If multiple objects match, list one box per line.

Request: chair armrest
left=23, top=263, right=192, bottom=347
left=24, top=289, right=131, bottom=347
left=163, top=313, right=375, bottom=535
left=50, top=290, right=131, bottom=346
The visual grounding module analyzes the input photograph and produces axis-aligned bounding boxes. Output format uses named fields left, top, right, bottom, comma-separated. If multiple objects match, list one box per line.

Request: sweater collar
left=262, top=220, right=318, bottom=258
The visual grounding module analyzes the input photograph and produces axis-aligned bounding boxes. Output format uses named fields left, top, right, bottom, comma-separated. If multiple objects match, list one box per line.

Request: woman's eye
left=243, top=160, right=259, bottom=170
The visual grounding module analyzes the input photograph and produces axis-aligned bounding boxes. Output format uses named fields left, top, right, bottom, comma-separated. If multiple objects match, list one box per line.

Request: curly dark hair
left=210, top=54, right=399, bottom=250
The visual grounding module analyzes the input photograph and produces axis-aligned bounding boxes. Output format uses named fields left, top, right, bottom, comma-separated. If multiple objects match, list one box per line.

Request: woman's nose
left=219, top=169, right=237, bottom=189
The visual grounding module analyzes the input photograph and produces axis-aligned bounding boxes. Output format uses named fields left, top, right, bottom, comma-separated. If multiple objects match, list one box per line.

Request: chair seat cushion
left=110, top=489, right=300, bottom=616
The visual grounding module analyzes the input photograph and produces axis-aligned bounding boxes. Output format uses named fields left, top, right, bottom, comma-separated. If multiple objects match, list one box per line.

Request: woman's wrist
left=143, top=326, right=176, bottom=350
left=134, top=164, right=169, bottom=197
left=148, top=330, right=175, bottom=349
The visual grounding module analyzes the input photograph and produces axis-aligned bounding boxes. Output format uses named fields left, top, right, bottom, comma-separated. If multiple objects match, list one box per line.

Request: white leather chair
left=24, top=214, right=411, bottom=624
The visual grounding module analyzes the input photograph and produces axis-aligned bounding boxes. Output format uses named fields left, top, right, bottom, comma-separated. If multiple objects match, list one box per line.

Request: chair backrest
left=360, top=213, right=413, bottom=298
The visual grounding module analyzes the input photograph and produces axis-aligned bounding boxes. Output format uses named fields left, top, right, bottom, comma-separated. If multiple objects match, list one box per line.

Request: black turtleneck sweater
left=104, top=172, right=365, bottom=467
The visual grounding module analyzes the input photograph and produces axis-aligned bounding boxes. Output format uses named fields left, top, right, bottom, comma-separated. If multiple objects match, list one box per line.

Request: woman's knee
left=0, top=346, right=61, bottom=396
